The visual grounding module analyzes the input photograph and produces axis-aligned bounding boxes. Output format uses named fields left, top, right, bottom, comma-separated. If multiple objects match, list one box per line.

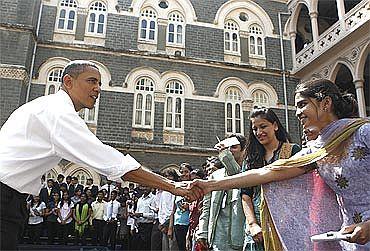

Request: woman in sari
left=242, top=107, right=300, bottom=251
left=193, top=79, right=370, bottom=250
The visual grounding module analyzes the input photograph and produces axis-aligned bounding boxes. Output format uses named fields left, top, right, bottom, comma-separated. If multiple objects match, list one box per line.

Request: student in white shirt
left=103, top=190, right=121, bottom=249
left=27, top=195, right=46, bottom=245
left=91, top=190, right=106, bottom=246
left=0, top=60, right=202, bottom=250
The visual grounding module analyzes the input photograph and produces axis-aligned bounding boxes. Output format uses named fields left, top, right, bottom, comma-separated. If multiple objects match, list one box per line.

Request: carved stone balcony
left=294, top=0, right=369, bottom=72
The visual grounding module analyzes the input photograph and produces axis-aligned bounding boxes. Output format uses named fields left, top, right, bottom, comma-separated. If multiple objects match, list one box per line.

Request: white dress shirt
left=135, top=193, right=156, bottom=223
left=158, top=190, right=175, bottom=225
left=91, top=200, right=106, bottom=221
left=0, top=90, right=141, bottom=194
left=103, top=199, right=120, bottom=221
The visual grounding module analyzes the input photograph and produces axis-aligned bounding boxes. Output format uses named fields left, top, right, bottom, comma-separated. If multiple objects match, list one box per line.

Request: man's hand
left=188, top=179, right=213, bottom=196
left=340, top=220, right=370, bottom=245
left=172, top=182, right=203, bottom=202
left=249, top=223, right=263, bottom=243
left=195, top=238, right=209, bottom=251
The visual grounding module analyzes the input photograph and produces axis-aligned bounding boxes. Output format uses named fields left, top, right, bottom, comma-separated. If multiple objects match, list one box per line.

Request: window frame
left=252, top=89, right=269, bottom=106
left=249, top=24, right=265, bottom=58
left=45, top=68, right=63, bottom=96
left=164, top=80, right=185, bottom=131
left=167, top=12, right=185, bottom=47
left=224, top=20, right=240, bottom=55
left=132, top=77, right=155, bottom=129
left=86, top=1, right=107, bottom=37
left=55, top=0, right=78, bottom=33
left=138, top=8, right=158, bottom=43
left=224, top=87, right=244, bottom=135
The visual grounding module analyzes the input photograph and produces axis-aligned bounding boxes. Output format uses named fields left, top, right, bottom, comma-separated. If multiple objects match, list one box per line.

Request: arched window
left=45, top=68, right=63, bottom=95
left=139, top=8, right=157, bottom=42
left=57, top=0, right=77, bottom=31
left=252, top=90, right=269, bottom=106
left=87, top=1, right=107, bottom=35
left=167, top=12, right=185, bottom=46
left=133, top=77, right=155, bottom=128
left=165, top=80, right=184, bottom=130
left=249, top=24, right=265, bottom=57
left=45, top=170, right=57, bottom=181
left=73, top=169, right=90, bottom=186
left=225, top=87, right=243, bottom=134
left=224, top=20, right=239, bottom=53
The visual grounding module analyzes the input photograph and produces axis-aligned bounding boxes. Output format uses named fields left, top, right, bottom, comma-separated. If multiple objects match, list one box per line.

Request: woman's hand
left=249, top=223, right=263, bottom=243
left=340, top=220, right=370, bottom=245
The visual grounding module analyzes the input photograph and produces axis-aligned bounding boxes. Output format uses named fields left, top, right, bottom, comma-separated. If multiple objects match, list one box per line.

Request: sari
left=263, top=118, right=370, bottom=251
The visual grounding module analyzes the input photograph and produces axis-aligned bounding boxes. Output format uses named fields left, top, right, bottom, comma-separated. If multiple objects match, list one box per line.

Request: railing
left=294, top=0, right=369, bottom=71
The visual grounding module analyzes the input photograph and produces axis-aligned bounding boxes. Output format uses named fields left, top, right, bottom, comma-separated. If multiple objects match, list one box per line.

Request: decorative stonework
left=224, top=54, right=241, bottom=64
left=320, top=65, right=331, bottom=79
left=77, top=7, right=88, bottom=15
left=0, top=66, right=28, bottom=83
left=242, top=99, right=254, bottom=111
left=348, top=47, right=360, bottom=62
left=138, top=42, right=157, bottom=53
left=163, top=131, right=184, bottom=145
left=131, top=129, right=154, bottom=141
left=154, top=90, right=166, bottom=102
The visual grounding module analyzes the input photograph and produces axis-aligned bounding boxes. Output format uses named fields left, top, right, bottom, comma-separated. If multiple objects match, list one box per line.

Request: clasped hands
left=172, top=179, right=211, bottom=202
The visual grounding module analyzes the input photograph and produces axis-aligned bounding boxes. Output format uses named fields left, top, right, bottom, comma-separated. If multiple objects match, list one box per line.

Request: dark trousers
left=59, top=222, right=72, bottom=245
left=93, top=219, right=105, bottom=246
left=136, top=222, right=153, bottom=251
left=0, top=182, right=28, bottom=250
left=47, top=221, right=58, bottom=244
left=103, top=221, right=117, bottom=249
left=151, top=220, right=162, bottom=251
left=174, top=224, right=189, bottom=251
left=28, top=223, right=42, bottom=244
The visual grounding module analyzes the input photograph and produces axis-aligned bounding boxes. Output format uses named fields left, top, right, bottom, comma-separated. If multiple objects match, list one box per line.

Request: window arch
left=72, top=169, right=91, bottom=186
left=252, top=89, right=268, bottom=106
left=249, top=24, right=265, bottom=57
left=165, top=80, right=184, bottom=130
left=139, top=8, right=157, bottom=42
left=45, top=68, right=63, bottom=95
left=224, top=20, right=240, bottom=53
left=225, top=87, right=243, bottom=134
left=167, top=12, right=185, bottom=46
left=56, top=0, right=77, bottom=31
left=87, top=1, right=107, bottom=35
left=133, top=77, right=155, bottom=128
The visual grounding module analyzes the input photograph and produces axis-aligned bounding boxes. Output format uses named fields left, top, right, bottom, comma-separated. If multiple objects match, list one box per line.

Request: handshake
left=171, top=179, right=213, bottom=202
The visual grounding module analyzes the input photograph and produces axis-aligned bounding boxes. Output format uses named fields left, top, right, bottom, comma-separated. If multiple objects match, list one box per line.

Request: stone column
left=309, top=11, right=319, bottom=49
left=75, top=7, right=88, bottom=41
left=336, top=0, right=346, bottom=29
left=354, top=79, right=367, bottom=117
left=289, top=31, right=297, bottom=68
left=157, top=18, right=168, bottom=52
left=240, top=30, right=249, bottom=64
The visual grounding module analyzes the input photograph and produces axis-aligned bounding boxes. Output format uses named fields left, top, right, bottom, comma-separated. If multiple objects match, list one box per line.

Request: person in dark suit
left=68, top=177, right=84, bottom=198
left=84, top=178, right=99, bottom=198
left=53, top=174, right=66, bottom=193
left=39, top=179, right=57, bottom=204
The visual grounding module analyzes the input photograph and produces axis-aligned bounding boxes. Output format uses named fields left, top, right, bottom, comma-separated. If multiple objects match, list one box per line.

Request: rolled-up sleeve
left=51, top=112, right=140, bottom=181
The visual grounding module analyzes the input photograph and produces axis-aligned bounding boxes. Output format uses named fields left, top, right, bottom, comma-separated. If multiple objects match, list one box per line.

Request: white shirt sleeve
left=51, top=111, right=140, bottom=182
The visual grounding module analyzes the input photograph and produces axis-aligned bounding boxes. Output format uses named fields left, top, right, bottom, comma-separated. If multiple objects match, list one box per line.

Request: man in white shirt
left=102, top=190, right=120, bottom=249
left=0, top=60, right=201, bottom=250
left=132, top=186, right=156, bottom=250
left=101, top=180, right=116, bottom=201
left=91, top=190, right=106, bottom=246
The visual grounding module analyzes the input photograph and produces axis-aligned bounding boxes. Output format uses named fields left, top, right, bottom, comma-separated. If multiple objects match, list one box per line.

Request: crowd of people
left=1, top=60, right=369, bottom=251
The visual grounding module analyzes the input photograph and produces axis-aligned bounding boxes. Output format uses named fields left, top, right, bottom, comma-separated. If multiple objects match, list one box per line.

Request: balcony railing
left=294, top=0, right=369, bottom=72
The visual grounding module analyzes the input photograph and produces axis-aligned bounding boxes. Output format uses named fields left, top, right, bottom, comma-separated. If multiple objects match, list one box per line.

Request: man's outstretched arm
left=122, top=166, right=203, bottom=201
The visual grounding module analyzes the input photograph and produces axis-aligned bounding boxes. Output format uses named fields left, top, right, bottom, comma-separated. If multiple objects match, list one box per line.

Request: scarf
left=75, top=203, right=89, bottom=236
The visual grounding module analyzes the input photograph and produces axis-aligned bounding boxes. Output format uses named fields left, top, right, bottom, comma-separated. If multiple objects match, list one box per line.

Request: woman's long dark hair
left=246, top=107, right=291, bottom=169
left=295, top=79, right=358, bottom=119
left=60, top=192, right=72, bottom=208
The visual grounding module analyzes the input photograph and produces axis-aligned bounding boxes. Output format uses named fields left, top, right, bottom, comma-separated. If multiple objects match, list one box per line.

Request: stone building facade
left=1, top=0, right=302, bottom=186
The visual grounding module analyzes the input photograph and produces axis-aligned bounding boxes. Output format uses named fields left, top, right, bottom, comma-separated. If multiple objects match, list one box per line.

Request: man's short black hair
left=61, top=60, right=99, bottom=84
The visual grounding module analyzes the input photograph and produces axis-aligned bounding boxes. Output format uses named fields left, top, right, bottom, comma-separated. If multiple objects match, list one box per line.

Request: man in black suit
left=39, top=179, right=57, bottom=203
left=54, top=174, right=66, bottom=193
left=84, top=178, right=99, bottom=198
left=68, top=176, right=84, bottom=197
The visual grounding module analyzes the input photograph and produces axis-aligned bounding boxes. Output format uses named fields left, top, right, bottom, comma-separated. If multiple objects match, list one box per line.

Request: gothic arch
left=124, top=66, right=161, bottom=93
left=214, top=77, right=250, bottom=100
left=161, top=70, right=195, bottom=97
left=329, top=60, right=355, bottom=82
left=248, top=81, right=279, bottom=106
left=290, top=1, right=311, bottom=34
left=130, top=0, right=197, bottom=23
left=36, top=57, right=70, bottom=84
left=354, top=41, right=370, bottom=81
left=214, top=0, right=274, bottom=36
